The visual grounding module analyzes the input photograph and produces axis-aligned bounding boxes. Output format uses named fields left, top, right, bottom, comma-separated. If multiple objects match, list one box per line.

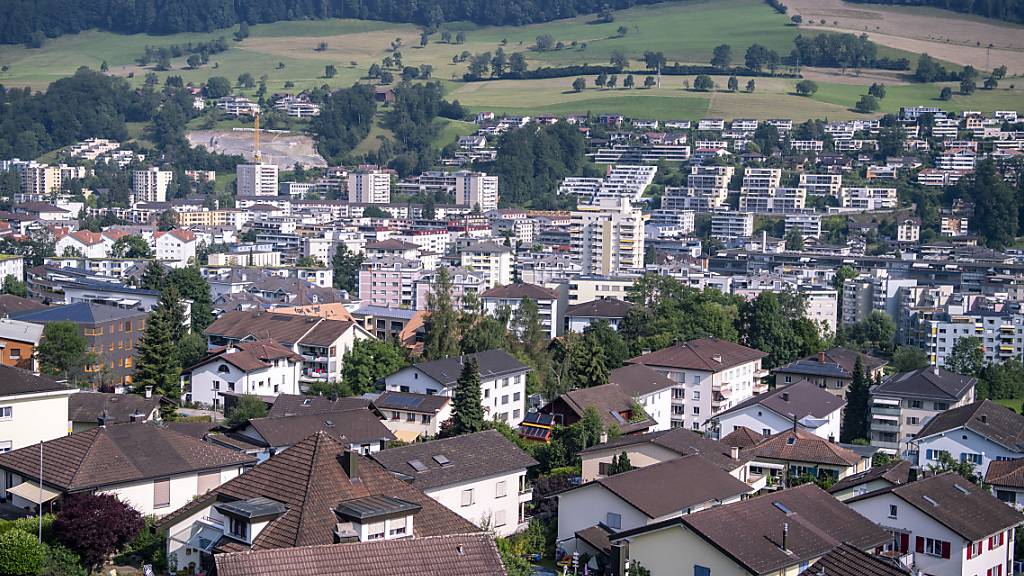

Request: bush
left=855, top=94, right=880, bottom=113
left=0, top=514, right=56, bottom=543
left=0, top=529, right=47, bottom=575
left=53, top=493, right=144, bottom=570
left=41, top=545, right=88, bottom=576
left=795, top=79, right=818, bottom=95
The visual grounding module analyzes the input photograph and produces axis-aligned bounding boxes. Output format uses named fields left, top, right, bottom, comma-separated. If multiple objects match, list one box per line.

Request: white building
left=570, top=198, right=645, bottom=276
left=371, top=430, right=536, bottom=536
left=662, top=165, right=734, bottom=212
left=0, top=366, right=76, bottom=452
left=347, top=168, right=392, bottom=204
left=799, top=173, right=843, bottom=197
left=913, top=400, right=1024, bottom=479
left=236, top=163, right=279, bottom=197
left=785, top=213, right=822, bottom=240
left=0, top=256, right=24, bottom=283
left=841, top=187, right=898, bottom=211
left=133, top=167, right=173, bottom=203
left=708, top=379, right=844, bottom=441
left=710, top=212, right=754, bottom=239
left=897, top=218, right=921, bottom=243
left=454, top=171, right=499, bottom=212
left=153, top=229, right=198, bottom=266
left=459, top=241, right=513, bottom=289
left=373, top=391, right=453, bottom=442
left=183, top=340, right=303, bottom=410
left=480, top=283, right=563, bottom=339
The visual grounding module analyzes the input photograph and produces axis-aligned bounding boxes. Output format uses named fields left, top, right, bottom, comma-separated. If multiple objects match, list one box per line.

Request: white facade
left=425, top=470, right=531, bottom=537
left=153, top=231, right=198, bottom=266
left=384, top=366, right=527, bottom=426
left=454, top=171, right=499, bottom=212
left=711, top=212, right=754, bottom=239
left=915, top=427, right=1020, bottom=480
left=841, top=187, right=898, bottom=211
left=714, top=401, right=841, bottom=441
left=643, top=360, right=766, bottom=431
left=481, top=292, right=561, bottom=340
left=570, top=198, right=645, bottom=276
left=347, top=170, right=392, bottom=204
left=133, top=167, right=173, bottom=203
left=785, top=214, right=822, bottom=240
left=236, top=163, right=279, bottom=197
left=459, top=246, right=512, bottom=289
left=185, top=355, right=302, bottom=410
left=0, top=388, right=75, bottom=452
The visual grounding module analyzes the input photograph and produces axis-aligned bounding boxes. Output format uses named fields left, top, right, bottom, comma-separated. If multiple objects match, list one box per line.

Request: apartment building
left=710, top=212, right=754, bottom=240
left=347, top=168, right=391, bottom=204
left=459, top=241, right=513, bottom=288
left=785, top=213, right=822, bottom=239
left=236, top=163, right=279, bottom=197
left=480, top=283, right=563, bottom=339
left=414, top=267, right=488, bottom=311
left=358, top=257, right=425, bottom=308
left=869, top=366, right=976, bottom=456
left=132, top=167, right=173, bottom=203
left=454, top=171, right=499, bottom=212
left=799, top=173, right=843, bottom=197
left=739, top=186, right=806, bottom=214
left=841, top=187, right=898, bottom=211
left=570, top=198, right=645, bottom=276
left=921, top=308, right=1024, bottom=367
left=841, top=270, right=917, bottom=325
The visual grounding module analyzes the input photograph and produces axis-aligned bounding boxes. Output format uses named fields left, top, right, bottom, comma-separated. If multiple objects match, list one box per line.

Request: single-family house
left=0, top=365, right=76, bottom=452
left=68, top=390, right=162, bottom=433
left=373, top=391, right=452, bottom=442
left=564, top=298, right=634, bottom=333
left=708, top=379, right=845, bottom=441
left=913, top=399, right=1024, bottom=479
left=828, top=459, right=914, bottom=501
left=773, top=347, right=887, bottom=398
left=183, top=339, right=303, bottom=410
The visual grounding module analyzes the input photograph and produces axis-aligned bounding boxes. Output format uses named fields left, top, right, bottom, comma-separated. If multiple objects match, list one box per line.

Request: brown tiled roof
left=915, top=399, right=1024, bottom=452
left=556, top=383, right=656, bottom=433
left=580, top=427, right=748, bottom=471
left=266, top=394, right=373, bottom=418
left=480, top=282, right=558, bottom=301
left=986, top=459, right=1024, bottom=489
left=0, top=423, right=254, bottom=491
left=719, top=426, right=765, bottom=449
left=592, top=455, right=751, bottom=518
left=749, top=427, right=862, bottom=467
left=214, top=533, right=506, bottom=576
left=806, top=543, right=911, bottom=576
left=0, top=294, right=46, bottom=317
left=190, top=339, right=303, bottom=373
left=371, top=430, right=537, bottom=490
left=156, top=432, right=479, bottom=549
left=245, top=410, right=395, bottom=447
left=205, top=311, right=356, bottom=348
left=615, top=484, right=888, bottom=575
left=884, top=472, right=1024, bottom=540
left=575, top=524, right=614, bottom=556
left=608, top=364, right=675, bottom=397
left=627, top=338, right=766, bottom=372
left=0, top=365, right=71, bottom=398
left=68, top=391, right=161, bottom=424
left=828, top=460, right=913, bottom=494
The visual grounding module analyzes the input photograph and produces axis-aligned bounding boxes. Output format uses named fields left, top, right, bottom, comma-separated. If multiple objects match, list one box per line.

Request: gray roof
left=565, top=298, right=634, bottom=319
left=0, top=318, right=43, bottom=343
left=410, top=349, right=529, bottom=387
left=245, top=409, right=395, bottom=447
left=0, top=365, right=71, bottom=398
left=69, top=392, right=161, bottom=424
left=608, top=364, right=675, bottom=397
left=579, top=427, right=749, bottom=471
left=371, top=430, right=537, bottom=490
left=628, top=338, right=766, bottom=373
left=828, top=460, right=913, bottom=495
left=14, top=302, right=148, bottom=324
left=334, top=495, right=422, bottom=521
left=373, top=391, right=449, bottom=414
left=915, top=399, right=1024, bottom=451
left=872, top=366, right=976, bottom=401
left=714, top=379, right=845, bottom=422
left=777, top=348, right=887, bottom=379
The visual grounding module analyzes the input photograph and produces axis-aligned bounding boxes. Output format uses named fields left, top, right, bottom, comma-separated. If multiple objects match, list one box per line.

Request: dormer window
left=228, top=517, right=249, bottom=540
left=218, top=364, right=231, bottom=374
left=335, top=495, right=421, bottom=543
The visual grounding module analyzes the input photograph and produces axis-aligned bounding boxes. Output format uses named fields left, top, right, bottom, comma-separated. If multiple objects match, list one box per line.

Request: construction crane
left=253, top=109, right=262, bottom=163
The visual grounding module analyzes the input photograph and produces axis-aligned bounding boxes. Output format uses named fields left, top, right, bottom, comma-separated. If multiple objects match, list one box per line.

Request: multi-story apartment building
left=570, top=198, right=644, bottom=276
left=454, top=171, right=499, bottom=212
left=936, top=148, right=977, bottom=172
left=347, top=167, right=391, bottom=204
left=662, top=166, right=734, bottom=212
left=799, top=173, right=843, bottom=197
left=739, top=186, right=806, bottom=214
left=236, top=163, right=279, bottom=197
left=132, top=167, right=173, bottom=203
left=480, top=283, right=563, bottom=339
left=710, top=212, right=754, bottom=239
left=785, top=213, right=822, bottom=239
left=628, top=338, right=768, bottom=430
left=941, top=216, right=970, bottom=237
left=841, top=270, right=917, bottom=326
left=358, top=257, right=425, bottom=308
left=459, top=241, right=513, bottom=289
left=840, top=187, right=898, bottom=210
left=897, top=218, right=921, bottom=243
left=868, top=366, right=976, bottom=456
left=740, top=167, right=782, bottom=192
left=921, top=306, right=1024, bottom=367
left=413, top=267, right=489, bottom=311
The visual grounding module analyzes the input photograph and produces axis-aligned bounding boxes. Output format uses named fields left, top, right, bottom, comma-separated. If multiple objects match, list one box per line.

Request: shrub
left=0, top=529, right=47, bottom=575
left=53, top=493, right=144, bottom=570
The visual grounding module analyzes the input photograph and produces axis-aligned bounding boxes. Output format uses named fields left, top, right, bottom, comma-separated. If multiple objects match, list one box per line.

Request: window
left=391, top=411, right=401, bottom=420
left=0, top=441, right=11, bottom=453
left=406, top=412, right=416, bottom=422
left=218, top=364, right=230, bottom=374
left=924, top=537, right=947, bottom=557
left=229, top=517, right=248, bottom=540
left=461, top=489, right=474, bottom=507
left=691, top=375, right=700, bottom=385
left=153, top=478, right=170, bottom=508
left=227, top=382, right=236, bottom=392
left=513, top=409, right=521, bottom=420
left=762, top=428, right=771, bottom=437
left=421, top=415, right=432, bottom=424
left=212, top=381, right=220, bottom=391
left=934, top=402, right=949, bottom=411
left=496, top=481, right=507, bottom=498
left=513, top=392, right=521, bottom=401
left=599, top=462, right=612, bottom=475
left=910, top=400, right=923, bottom=409
left=501, top=395, right=509, bottom=405
left=692, top=406, right=700, bottom=415
left=494, top=510, right=507, bottom=527
left=0, top=406, right=11, bottom=420
left=484, top=389, right=490, bottom=398
left=197, top=471, right=220, bottom=494
left=692, top=391, right=700, bottom=401
left=888, top=504, right=898, bottom=519
left=961, top=453, right=982, bottom=465
left=606, top=512, right=621, bottom=529
left=907, top=416, right=919, bottom=425
left=996, top=490, right=1017, bottom=504
left=784, top=376, right=792, bottom=384
left=389, top=516, right=407, bottom=537
left=366, top=521, right=386, bottom=540
left=8, top=348, right=19, bottom=359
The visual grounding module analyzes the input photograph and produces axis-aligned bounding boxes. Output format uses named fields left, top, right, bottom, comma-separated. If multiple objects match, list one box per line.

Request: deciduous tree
left=53, top=493, right=143, bottom=571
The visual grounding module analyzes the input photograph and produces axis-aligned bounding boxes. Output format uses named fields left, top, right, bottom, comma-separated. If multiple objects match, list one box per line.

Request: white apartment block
left=560, top=165, right=658, bottom=205
left=739, top=187, right=805, bottom=214
left=923, top=313, right=1024, bottom=367
left=741, top=167, right=781, bottom=192
left=662, top=165, right=734, bottom=212
left=785, top=213, right=822, bottom=239
left=941, top=216, right=970, bottom=237
left=791, top=140, right=824, bottom=152
left=710, top=212, right=754, bottom=239
left=347, top=169, right=391, bottom=204
left=454, top=171, right=499, bottom=212
left=897, top=219, right=921, bottom=243
left=236, top=163, right=279, bottom=197
left=936, top=149, right=977, bottom=172
left=459, top=241, right=513, bottom=288
left=799, top=173, right=843, bottom=197
left=133, top=167, right=173, bottom=203
left=842, top=271, right=917, bottom=326
left=570, top=198, right=645, bottom=276
left=841, top=187, right=898, bottom=211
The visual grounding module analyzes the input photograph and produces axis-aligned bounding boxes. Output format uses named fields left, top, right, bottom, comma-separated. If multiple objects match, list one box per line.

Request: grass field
left=993, top=398, right=1023, bottom=412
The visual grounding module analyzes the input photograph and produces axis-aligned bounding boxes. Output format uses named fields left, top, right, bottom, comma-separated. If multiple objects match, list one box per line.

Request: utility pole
left=38, top=440, right=43, bottom=544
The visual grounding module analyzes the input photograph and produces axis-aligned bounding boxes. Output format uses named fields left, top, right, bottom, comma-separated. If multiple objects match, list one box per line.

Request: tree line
left=846, top=0, right=1024, bottom=24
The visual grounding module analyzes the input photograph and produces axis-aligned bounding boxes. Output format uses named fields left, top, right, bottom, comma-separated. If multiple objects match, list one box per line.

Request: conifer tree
left=451, top=357, right=484, bottom=434
left=841, top=355, right=870, bottom=443
left=424, top=267, right=460, bottom=360
left=134, top=308, right=182, bottom=407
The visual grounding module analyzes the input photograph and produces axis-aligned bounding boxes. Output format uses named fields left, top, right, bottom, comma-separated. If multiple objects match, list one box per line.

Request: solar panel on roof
left=408, top=459, right=428, bottom=472
left=386, top=395, right=425, bottom=409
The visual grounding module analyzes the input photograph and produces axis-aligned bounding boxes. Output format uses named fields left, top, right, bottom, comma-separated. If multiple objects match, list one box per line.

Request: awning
left=186, top=525, right=224, bottom=554
left=873, top=415, right=899, bottom=422
left=393, top=429, right=422, bottom=443
left=6, top=481, right=60, bottom=504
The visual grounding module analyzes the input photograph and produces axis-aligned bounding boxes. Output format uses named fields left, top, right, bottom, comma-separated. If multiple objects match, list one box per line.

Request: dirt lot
left=786, top=0, right=1024, bottom=72
left=186, top=129, right=326, bottom=169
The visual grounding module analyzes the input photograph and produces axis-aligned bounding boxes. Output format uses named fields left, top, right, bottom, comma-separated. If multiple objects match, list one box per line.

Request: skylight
left=408, top=459, right=428, bottom=472
left=772, top=502, right=793, bottom=515
left=432, top=454, right=452, bottom=466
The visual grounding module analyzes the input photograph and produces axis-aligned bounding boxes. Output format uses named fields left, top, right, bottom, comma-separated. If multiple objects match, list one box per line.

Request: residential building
left=746, top=427, right=870, bottom=486
left=454, top=171, right=499, bottom=212
left=774, top=348, right=887, bottom=399
left=371, top=430, right=536, bottom=536
left=842, top=270, right=917, bottom=326
left=913, top=399, right=1024, bottom=478
left=799, top=173, right=843, bottom=197
left=133, top=167, right=173, bottom=203
left=0, top=318, right=43, bottom=371
left=828, top=459, right=915, bottom=502
left=542, top=383, right=658, bottom=436
left=985, top=459, right=1024, bottom=509
left=373, top=391, right=452, bottom=442
left=628, top=338, right=768, bottom=430
left=869, top=366, right=976, bottom=456
left=841, top=187, right=898, bottom=210
left=347, top=168, right=391, bottom=204
left=570, top=198, right=645, bottom=276
left=785, top=213, right=822, bottom=239
left=183, top=340, right=303, bottom=410
left=480, top=283, right=563, bottom=339
left=806, top=544, right=912, bottom=576
left=564, top=298, right=633, bottom=332
left=153, top=228, right=198, bottom=265
left=0, top=366, right=75, bottom=452
left=358, top=256, right=424, bottom=308
left=568, top=275, right=637, bottom=305
left=662, top=166, right=734, bottom=212
left=0, top=422, right=253, bottom=516
left=215, top=408, right=395, bottom=458
left=236, top=163, right=279, bottom=197
left=608, top=364, right=675, bottom=431
left=384, top=350, right=529, bottom=426
left=414, top=267, right=488, bottom=311
left=898, top=218, right=921, bottom=243
left=711, top=212, right=754, bottom=239
left=708, top=379, right=845, bottom=441
left=459, top=241, right=513, bottom=288
left=68, top=390, right=162, bottom=433
left=847, top=472, right=1023, bottom=576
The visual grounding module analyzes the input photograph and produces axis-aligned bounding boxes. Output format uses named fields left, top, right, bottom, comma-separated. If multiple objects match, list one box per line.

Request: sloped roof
left=556, top=383, right=656, bottom=434
left=205, top=310, right=356, bottom=348
left=806, top=543, right=911, bottom=576
left=0, top=318, right=43, bottom=344
left=68, top=391, right=161, bottom=424
left=245, top=410, right=395, bottom=447
left=608, top=364, right=675, bottom=397
left=156, top=432, right=479, bottom=549
left=480, top=283, right=558, bottom=301
left=749, top=427, right=862, bottom=467
left=410, top=349, right=529, bottom=387
left=719, top=426, right=765, bottom=449
left=373, top=391, right=449, bottom=414
left=14, top=302, right=148, bottom=324
left=885, top=472, right=1024, bottom=540
left=915, top=399, right=1024, bottom=452
left=371, top=430, right=537, bottom=490
left=580, top=427, right=748, bottom=471
left=827, top=459, right=913, bottom=495
left=190, top=339, right=303, bottom=373
left=714, top=379, right=846, bottom=422
left=0, top=295, right=46, bottom=317
left=873, top=366, right=976, bottom=401
left=628, top=338, right=766, bottom=372
left=565, top=298, right=634, bottom=319
left=985, top=458, right=1024, bottom=489
left=0, top=365, right=70, bottom=398
left=777, top=347, right=887, bottom=379
left=0, top=423, right=254, bottom=491
left=266, top=394, right=372, bottom=418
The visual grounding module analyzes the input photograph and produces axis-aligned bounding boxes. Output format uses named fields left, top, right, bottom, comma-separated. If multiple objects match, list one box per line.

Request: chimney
left=145, top=386, right=153, bottom=399
left=933, top=365, right=939, bottom=376
left=781, top=392, right=790, bottom=402
left=341, top=450, right=359, bottom=479
left=97, top=409, right=109, bottom=428
left=730, top=446, right=740, bottom=460
left=782, top=522, right=789, bottom=552
left=980, top=414, right=988, bottom=424
left=599, top=430, right=608, bottom=444
left=818, top=351, right=826, bottom=364
left=129, top=411, right=142, bottom=423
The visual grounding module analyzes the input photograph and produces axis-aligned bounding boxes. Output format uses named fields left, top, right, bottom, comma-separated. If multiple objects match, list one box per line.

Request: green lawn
left=433, top=118, right=478, bottom=149
left=809, top=82, right=1024, bottom=115
left=993, top=398, right=1023, bottom=412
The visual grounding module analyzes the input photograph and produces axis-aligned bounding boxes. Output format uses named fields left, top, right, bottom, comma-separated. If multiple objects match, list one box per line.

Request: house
left=153, top=229, right=198, bottom=266
left=0, top=317, right=43, bottom=371
left=459, top=241, right=513, bottom=288
left=0, top=422, right=253, bottom=516
left=0, top=294, right=46, bottom=318
left=828, top=459, right=914, bottom=501
left=628, top=338, right=768, bottom=430
left=846, top=472, right=1024, bottom=576
left=212, top=408, right=395, bottom=458
left=913, top=399, right=1024, bottom=479
left=263, top=393, right=376, bottom=419
left=205, top=310, right=374, bottom=383
left=480, top=283, right=564, bottom=339
left=611, top=483, right=890, bottom=576
left=870, top=366, right=977, bottom=457
left=564, top=298, right=634, bottom=333
left=608, top=364, right=674, bottom=431
left=384, top=350, right=529, bottom=426
left=557, top=454, right=754, bottom=565
left=68, top=390, right=162, bottom=433
left=708, top=379, right=845, bottom=441
left=372, top=391, right=452, bottom=442
left=985, top=459, right=1024, bottom=510
left=214, top=533, right=507, bottom=576
left=182, top=340, right=303, bottom=410
left=371, top=430, right=537, bottom=537
left=806, top=543, right=911, bottom=576
left=746, top=427, right=870, bottom=487
left=542, top=383, right=657, bottom=435
left=0, top=365, right=76, bottom=452
left=155, top=431, right=479, bottom=574
left=774, top=347, right=887, bottom=398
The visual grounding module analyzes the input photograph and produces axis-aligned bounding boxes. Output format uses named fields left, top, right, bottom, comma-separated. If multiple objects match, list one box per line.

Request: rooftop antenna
left=253, top=109, right=262, bottom=163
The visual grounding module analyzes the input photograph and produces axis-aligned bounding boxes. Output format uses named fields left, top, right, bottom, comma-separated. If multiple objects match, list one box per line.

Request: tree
left=739, top=291, right=822, bottom=369
left=186, top=54, right=202, bottom=69
left=609, top=49, right=628, bottom=70
left=892, top=346, right=930, bottom=373
left=939, top=86, right=953, bottom=101
left=984, top=76, right=998, bottom=90
left=535, top=34, right=555, bottom=51
left=571, top=77, right=586, bottom=92
left=420, top=31, right=430, bottom=47
left=795, top=79, right=818, bottom=95
left=607, top=451, right=634, bottom=475
left=456, top=31, right=467, bottom=44
left=166, top=266, right=214, bottom=332
left=595, top=71, right=608, bottom=87
left=727, top=76, right=739, bottom=91
left=158, top=284, right=187, bottom=343
left=642, top=51, right=666, bottom=70
left=224, top=394, right=268, bottom=427
left=693, top=75, right=714, bottom=91
left=38, top=322, right=89, bottom=383
left=623, top=74, right=635, bottom=88
left=342, top=338, right=408, bottom=394
left=746, top=79, right=756, bottom=92
left=963, top=160, right=1018, bottom=249
left=325, top=64, right=337, bottom=78
left=233, top=20, right=250, bottom=42
left=53, top=493, right=143, bottom=571
left=785, top=228, right=805, bottom=250
left=844, top=310, right=896, bottom=353
left=928, top=451, right=980, bottom=484
left=868, top=82, right=887, bottom=99
left=855, top=94, right=879, bottom=113
left=791, top=14, right=802, bottom=24
left=424, top=267, right=461, bottom=360
left=584, top=321, right=629, bottom=368
left=133, top=306, right=181, bottom=403
left=1, top=274, right=27, bottom=297
left=745, top=44, right=779, bottom=71
left=616, top=25, right=629, bottom=37
left=237, top=72, right=255, bottom=88
left=157, top=209, right=178, bottom=231
left=959, top=78, right=977, bottom=95
left=914, top=53, right=947, bottom=82
left=111, top=235, right=153, bottom=258
left=450, top=357, right=485, bottom=434
left=841, top=355, right=870, bottom=442
left=945, top=336, right=984, bottom=377
left=711, top=44, right=732, bottom=68
left=0, top=529, right=46, bottom=575
left=567, top=333, right=609, bottom=388
left=643, top=75, right=656, bottom=88
left=100, top=60, right=109, bottom=72
left=204, top=76, right=231, bottom=98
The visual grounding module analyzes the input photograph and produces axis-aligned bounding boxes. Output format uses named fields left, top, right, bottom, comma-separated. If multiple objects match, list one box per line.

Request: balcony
left=871, top=405, right=901, bottom=417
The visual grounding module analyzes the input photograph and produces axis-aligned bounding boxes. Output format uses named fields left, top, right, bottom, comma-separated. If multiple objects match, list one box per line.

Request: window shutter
left=900, top=533, right=909, bottom=553
left=153, top=478, right=171, bottom=508
left=915, top=537, right=924, bottom=553
left=197, top=471, right=221, bottom=494
left=941, top=541, right=951, bottom=559
left=990, top=537, right=994, bottom=550
left=967, top=543, right=973, bottom=559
